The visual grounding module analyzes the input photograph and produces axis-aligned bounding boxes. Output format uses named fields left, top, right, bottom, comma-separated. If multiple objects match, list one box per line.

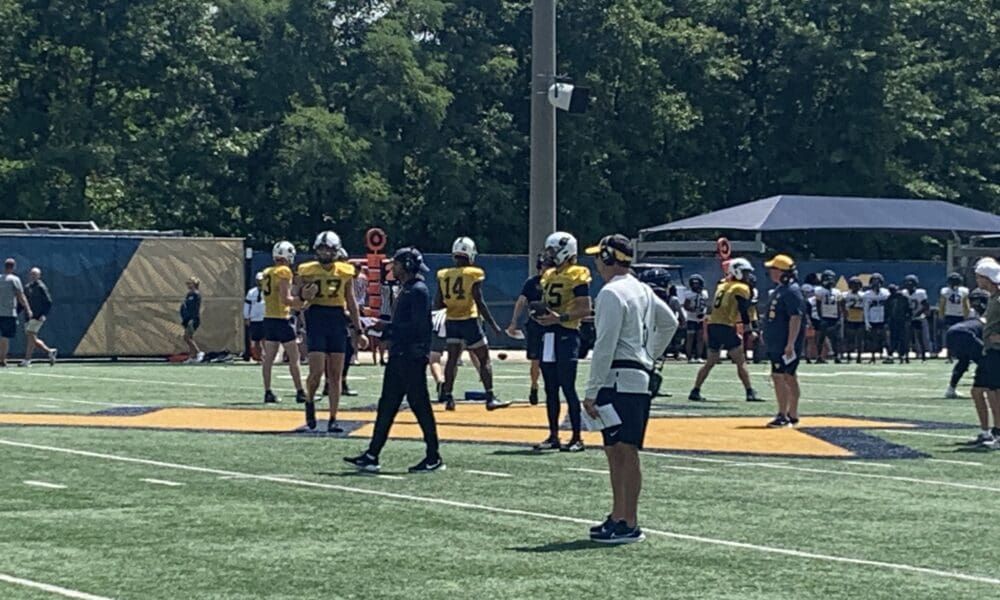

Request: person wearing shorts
left=0, top=258, right=31, bottom=368
left=764, top=254, right=806, bottom=428
left=970, top=260, right=1000, bottom=447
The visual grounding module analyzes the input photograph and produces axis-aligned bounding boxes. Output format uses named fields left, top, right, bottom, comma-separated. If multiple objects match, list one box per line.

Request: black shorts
left=598, top=388, right=652, bottom=449
left=430, top=334, right=447, bottom=354
left=820, top=318, right=840, bottom=334
left=0, top=317, right=16, bottom=339
left=446, top=318, right=486, bottom=347
left=306, top=306, right=349, bottom=354
left=973, top=350, right=1000, bottom=390
left=525, top=321, right=543, bottom=361
left=707, top=324, right=741, bottom=352
left=263, top=317, right=296, bottom=344
left=249, top=321, right=265, bottom=342
left=769, top=352, right=801, bottom=376
left=846, top=321, right=865, bottom=332
left=183, top=320, right=200, bottom=336
left=869, top=322, right=886, bottom=332
left=686, top=320, right=704, bottom=333
left=945, top=315, right=964, bottom=328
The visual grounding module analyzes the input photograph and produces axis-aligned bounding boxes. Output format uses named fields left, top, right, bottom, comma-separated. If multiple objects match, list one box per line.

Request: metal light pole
left=529, top=0, right=556, bottom=269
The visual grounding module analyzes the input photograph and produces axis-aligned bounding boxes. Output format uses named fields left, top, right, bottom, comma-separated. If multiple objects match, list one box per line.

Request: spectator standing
left=1, top=258, right=31, bottom=367
left=180, top=276, right=204, bottom=363
left=885, top=284, right=912, bottom=363
left=244, top=272, right=266, bottom=361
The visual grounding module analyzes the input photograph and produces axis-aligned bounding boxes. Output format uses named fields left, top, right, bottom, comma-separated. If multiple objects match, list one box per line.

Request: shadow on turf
left=316, top=470, right=409, bottom=478
left=491, top=449, right=546, bottom=457
left=511, top=540, right=612, bottom=553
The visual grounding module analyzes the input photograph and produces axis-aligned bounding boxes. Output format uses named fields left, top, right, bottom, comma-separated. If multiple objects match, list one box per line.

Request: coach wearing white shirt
left=582, top=234, right=678, bottom=544
left=244, top=273, right=266, bottom=360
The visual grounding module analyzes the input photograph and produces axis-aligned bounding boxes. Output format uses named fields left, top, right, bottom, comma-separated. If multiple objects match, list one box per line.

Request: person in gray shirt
left=1, top=258, right=32, bottom=367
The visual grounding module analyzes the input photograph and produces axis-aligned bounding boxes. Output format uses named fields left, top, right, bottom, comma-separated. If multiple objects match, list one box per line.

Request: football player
left=813, top=270, right=843, bottom=364
left=683, top=274, right=709, bottom=363
left=508, top=254, right=555, bottom=405
left=800, top=284, right=819, bottom=362
left=903, top=274, right=931, bottom=361
left=532, top=231, right=593, bottom=452
left=945, top=289, right=989, bottom=399
left=639, top=268, right=686, bottom=360
left=689, top=258, right=762, bottom=402
left=743, top=272, right=762, bottom=363
left=260, top=241, right=307, bottom=404
left=843, top=276, right=866, bottom=363
left=863, top=273, right=890, bottom=363
left=436, top=237, right=510, bottom=411
left=297, top=231, right=368, bottom=432
left=939, top=272, right=970, bottom=361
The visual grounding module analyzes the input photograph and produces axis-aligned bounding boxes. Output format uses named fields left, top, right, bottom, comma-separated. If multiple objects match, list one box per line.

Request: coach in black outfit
left=344, top=247, right=443, bottom=474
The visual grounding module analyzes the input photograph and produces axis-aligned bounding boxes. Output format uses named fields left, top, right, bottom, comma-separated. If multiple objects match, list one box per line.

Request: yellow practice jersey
left=707, top=280, right=751, bottom=326
left=261, top=264, right=293, bottom=319
left=438, top=265, right=486, bottom=320
left=541, top=263, right=592, bottom=330
left=843, top=291, right=865, bottom=323
left=298, top=260, right=356, bottom=308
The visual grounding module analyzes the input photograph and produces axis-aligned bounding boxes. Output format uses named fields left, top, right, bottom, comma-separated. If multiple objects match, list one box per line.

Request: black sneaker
left=529, top=388, right=539, bottom=406
left=589, top=515, right=614, bottom=538
left=328, top=421, right=345, bottom=434
left=343, top=452, right=379, bottom=473
left=766, top=414, right=789, bottom=428
left=688, top=388, right=706, bottom=402
left=991, top=427, right=1000, bottom=438
left=592, top=520, right=645, bottom=545
left=788, top=416, right=800, bottom=428
left=305, top=402, right=317, bottom=430
left=295, top=389, right=307, bottom=404
left=534, top=437, right=561, bottom=451
left=264, top=390, right=278, bottom=404
left=560, top=439, right=585, bottom=453
left=745, top=388, right=763, bottom=402
left=342, top=385, right=359, bottom=397
left=486, top=395, right=512, bottom=411
left=408, top=456, right=445, bottom=474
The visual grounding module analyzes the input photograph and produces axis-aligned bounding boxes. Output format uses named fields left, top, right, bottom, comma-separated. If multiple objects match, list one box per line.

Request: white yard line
left=140, top=478, right=185, bottom=487
left=0, top=392, right=203, bottom=408
left=0, top=573, right=113, bottom=600
left=842, top=462, right=894, bottom=469
left=566, top=467, right=608, bottom=475
left=927, top=459, right=984, bottom=467
left=661, top=465, right=709, bottom=473
left=1, top=439, right=998, bottom=587
left=23, top=480, right=66, bottom=489
left=464, top=469, right=513, bottom=478
left=7, top=371, right=258, bottom=392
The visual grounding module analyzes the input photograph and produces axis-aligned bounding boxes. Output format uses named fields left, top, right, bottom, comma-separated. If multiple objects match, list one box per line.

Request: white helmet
left=314, top=230, right=342, bottom=251
left=727, top=257, right=754, bottom=281
left=544, top=231, right=578, bottom=266
left=336, top=247, right=348, bottom=260
left=272, top=241, right=296, bottom=262
left=452, top=236, right=478, bottom=263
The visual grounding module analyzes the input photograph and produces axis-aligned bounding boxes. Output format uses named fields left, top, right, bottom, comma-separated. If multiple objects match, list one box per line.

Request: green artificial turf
left=0, top=359, right=998, bottom=599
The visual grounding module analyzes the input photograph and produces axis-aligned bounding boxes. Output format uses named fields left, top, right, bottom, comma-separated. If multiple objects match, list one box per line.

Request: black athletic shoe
left=992, top=427, right=1000, bottom=438
left=486, top=395, right=512, bottom=411
left=343, top=452, right=379, bottom=473
left=592, top=521, right=645, bottom=545
left=328, top=421, right=344, bottom=434
left=342, top=385, right=359, bottom=397
left=560, top=439, right=585, bottom=453
left=264, top=390, right=278, bottom=404
left=440, top=393, right=455, bottom=411
left=533, top=437, right=561, bottom=451
left=408, top=456, right=446, bottom=474
left=788, top=416, right=800, bottom=428
left=745, top=388, right=763, bottom=402
left=305, top=402, right=317, bottom=430
left=590, top=515, right=615, bottom=538
left=688, top=388, right=706, bottom=402
left=295, top=389, right=307, bottom=404
left=529, top=387, right=539, bottom=406
left=766, top=414, right=789, bottom=428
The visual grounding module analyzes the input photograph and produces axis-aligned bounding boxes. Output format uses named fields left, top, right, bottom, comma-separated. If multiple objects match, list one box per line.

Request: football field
left=0, top=358, right=998, bottom=599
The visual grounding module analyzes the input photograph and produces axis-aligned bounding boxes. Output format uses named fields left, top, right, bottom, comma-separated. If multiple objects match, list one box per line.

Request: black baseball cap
left=585, top=234, right=634, bottom=263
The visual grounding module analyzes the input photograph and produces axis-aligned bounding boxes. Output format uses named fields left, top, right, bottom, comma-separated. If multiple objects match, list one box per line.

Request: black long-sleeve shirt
left=24, top=280, right=52, bottom=318
left=384, top=275, right=431, bottom=358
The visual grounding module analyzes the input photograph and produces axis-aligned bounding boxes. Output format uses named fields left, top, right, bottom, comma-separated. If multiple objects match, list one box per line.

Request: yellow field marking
left=0, top=405, right=918, bottom=458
